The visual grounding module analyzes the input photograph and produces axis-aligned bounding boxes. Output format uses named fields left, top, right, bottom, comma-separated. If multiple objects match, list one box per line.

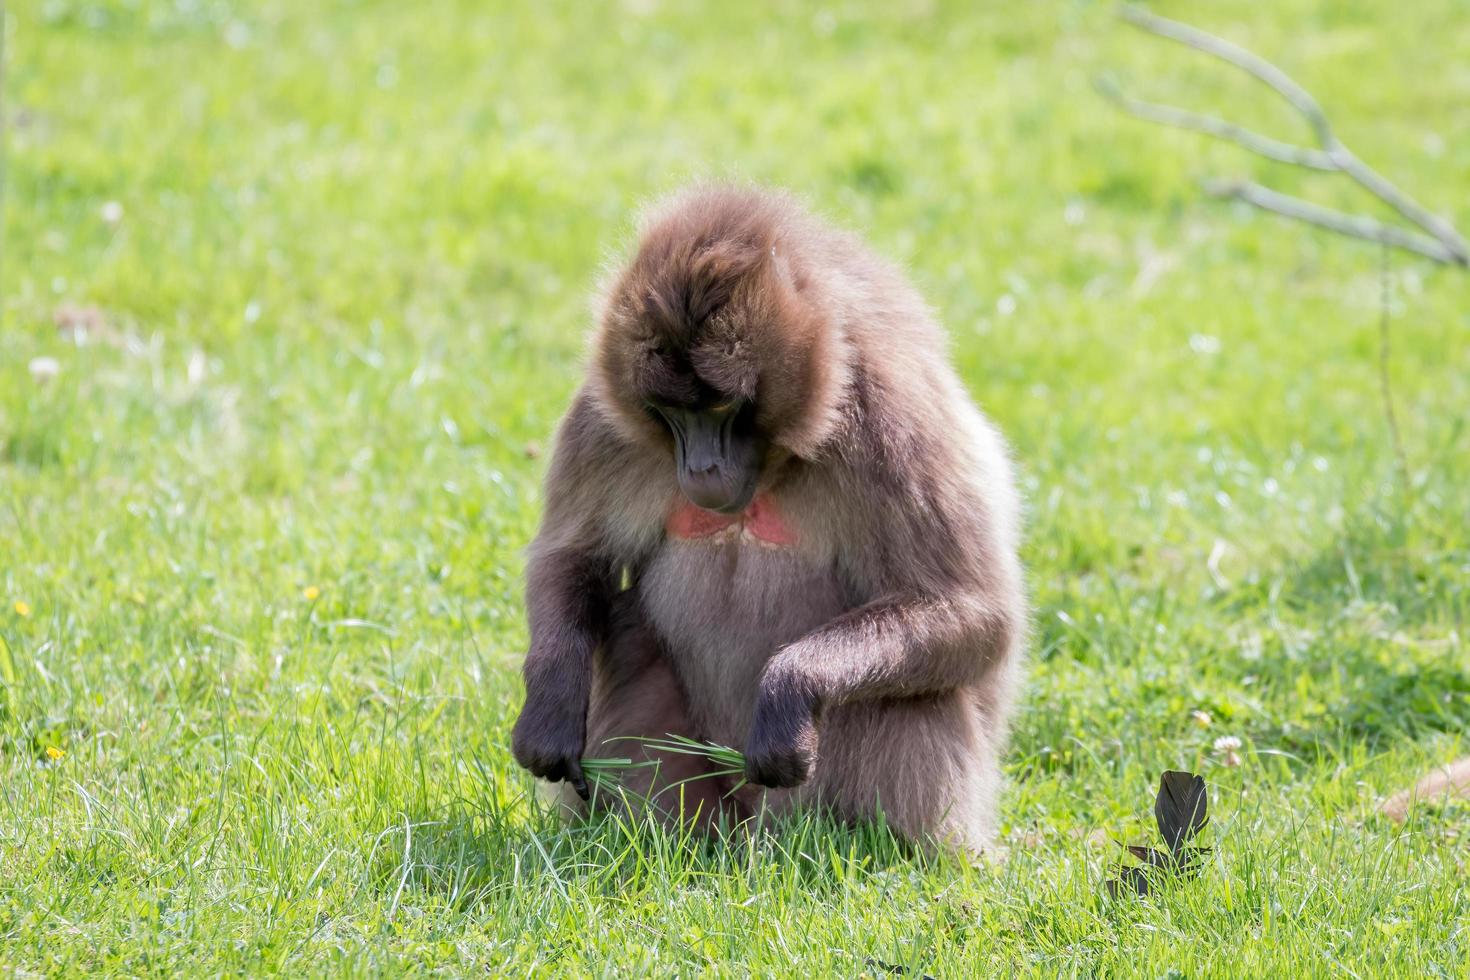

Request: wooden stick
left=1380, top=757, right=1470, bottom=823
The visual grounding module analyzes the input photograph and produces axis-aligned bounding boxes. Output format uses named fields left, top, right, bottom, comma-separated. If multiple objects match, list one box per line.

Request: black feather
left=1106, top=865, right=1152, bottom=897
left=1121, top=843, right=1173, bottom=868
left=1154, top=770, right=1208, bottom=853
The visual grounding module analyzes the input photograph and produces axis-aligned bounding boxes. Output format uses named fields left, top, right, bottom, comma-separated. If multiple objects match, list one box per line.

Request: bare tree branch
left=1111, top=5, right=1469, bottom=267
left=1095, top=76, right=1335, bottom=170
left=1119, top=5, right=1335, bottom=147
left=1204, top=180, right=1463, bottom=266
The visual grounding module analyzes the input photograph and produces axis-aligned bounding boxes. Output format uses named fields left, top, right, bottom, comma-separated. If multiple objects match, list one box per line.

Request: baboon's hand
left=511, top=686, right=589, bottom=800
left=744, top=668, right=819, bottom=789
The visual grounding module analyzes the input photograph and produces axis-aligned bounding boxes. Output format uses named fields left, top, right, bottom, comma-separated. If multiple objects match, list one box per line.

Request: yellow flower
left=303, top=586, right=321, bottom=601
left=13, top=601, right=30, bottom=617
left=44, top=745, right=65, bottom=761
left=1191, top=710, right=1213, bottom=727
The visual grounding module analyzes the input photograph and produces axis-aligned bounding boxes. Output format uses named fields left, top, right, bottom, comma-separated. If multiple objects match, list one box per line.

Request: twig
left=1377, top=244, right=1411, bottom=494
left=1109, top=5, right=1469, bottom=267
left=1119, top=5, right=1334, bottom=145
left=1095, top=77, right=1336, bottom=170
left=0, top=3, right=7, bottom=332
left=1204, top=180, right=1464, bottom=266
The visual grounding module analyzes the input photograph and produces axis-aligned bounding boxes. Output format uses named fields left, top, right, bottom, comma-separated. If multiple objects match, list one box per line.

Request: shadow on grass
left=1247, top=504, right=1470, bottom=750
left=372, top=790, right=935, bottom=913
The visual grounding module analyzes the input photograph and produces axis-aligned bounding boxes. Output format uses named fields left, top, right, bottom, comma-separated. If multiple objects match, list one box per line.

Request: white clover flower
left=1213, top=735, right=1243, bottom=768
left=29, top=356, right=60, bottom=383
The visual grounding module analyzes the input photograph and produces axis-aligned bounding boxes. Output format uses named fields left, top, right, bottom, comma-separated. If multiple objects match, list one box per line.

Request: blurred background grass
left=3, top=0, right=1469, bottom=973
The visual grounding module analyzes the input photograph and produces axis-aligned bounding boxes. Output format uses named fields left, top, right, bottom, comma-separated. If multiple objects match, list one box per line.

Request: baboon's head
left=592, top=185, right=850, bottom=513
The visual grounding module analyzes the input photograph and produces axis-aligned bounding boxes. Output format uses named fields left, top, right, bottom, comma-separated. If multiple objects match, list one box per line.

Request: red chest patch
left=665, top=493, right=797, bottom=546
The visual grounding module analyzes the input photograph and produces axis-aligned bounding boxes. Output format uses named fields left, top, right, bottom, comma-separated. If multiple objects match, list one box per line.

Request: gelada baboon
left=511, top=184, right=1025, bottom=851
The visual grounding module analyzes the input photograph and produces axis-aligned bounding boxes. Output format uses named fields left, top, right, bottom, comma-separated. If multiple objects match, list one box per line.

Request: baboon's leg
left=564, top=595, right=734, bottom=830
left=793, top=691, right=1007, bottom=854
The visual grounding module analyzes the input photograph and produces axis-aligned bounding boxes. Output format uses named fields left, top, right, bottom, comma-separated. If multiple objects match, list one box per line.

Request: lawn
left=4, top=0, right=1469, bottom=973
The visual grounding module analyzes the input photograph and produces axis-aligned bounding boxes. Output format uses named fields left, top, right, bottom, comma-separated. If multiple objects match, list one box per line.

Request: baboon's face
left=595, top=208, right=840, bottom=511
left=590, top=294, right=770, bottom=513
left=642, top=369, right=766, bottom=514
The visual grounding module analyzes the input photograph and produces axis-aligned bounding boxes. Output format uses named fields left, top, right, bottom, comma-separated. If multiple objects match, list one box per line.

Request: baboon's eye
left=645, top=402, right=675, bottom=430
left=707, top=400, right=737, bottom=417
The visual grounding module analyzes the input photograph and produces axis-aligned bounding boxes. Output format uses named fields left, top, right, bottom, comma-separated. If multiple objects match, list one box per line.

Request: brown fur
left=511, top=184, right=1026, bottom=851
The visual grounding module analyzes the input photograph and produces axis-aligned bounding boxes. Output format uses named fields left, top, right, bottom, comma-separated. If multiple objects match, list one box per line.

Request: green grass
left=4, top=0, right=1469, bottom=973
